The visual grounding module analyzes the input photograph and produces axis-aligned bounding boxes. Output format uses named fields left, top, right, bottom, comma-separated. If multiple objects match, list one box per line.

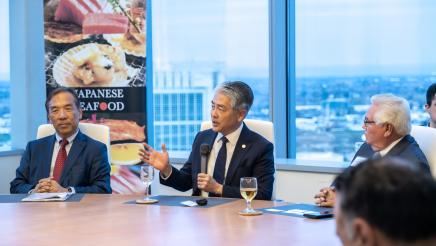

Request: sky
left=153, top=0, right=436, bottom=78
left=296, top=0, right=436, bottom=76
left=152, top=0, right=269, bottom=77
left=2, top=1, right=436, bottom=80
left=0, top=1, right=9, bottom=81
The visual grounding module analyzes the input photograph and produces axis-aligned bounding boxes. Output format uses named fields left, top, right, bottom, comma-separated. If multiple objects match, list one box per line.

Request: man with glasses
left=10, top=87, right=112, bottom=194
left=314, top=94, right=430, bottom=207
left=139, top=81, right=275, bottom=200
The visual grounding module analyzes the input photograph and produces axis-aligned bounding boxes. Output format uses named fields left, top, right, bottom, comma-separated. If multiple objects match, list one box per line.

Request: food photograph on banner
left=44, top=0, right=148, bottom=194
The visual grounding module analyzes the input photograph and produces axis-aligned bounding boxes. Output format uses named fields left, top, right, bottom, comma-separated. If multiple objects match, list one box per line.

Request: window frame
left=269, top=0, right=294, bottom=159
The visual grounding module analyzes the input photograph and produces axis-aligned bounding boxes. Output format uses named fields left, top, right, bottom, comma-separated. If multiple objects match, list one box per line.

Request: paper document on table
left=180, top=200, right=198, bottom=207
left=22, top=192, right=72, bottom=202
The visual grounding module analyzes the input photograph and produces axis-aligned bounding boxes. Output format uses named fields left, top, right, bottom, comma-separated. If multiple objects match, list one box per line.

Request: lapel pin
left=242, top=144, right=246, bottom=149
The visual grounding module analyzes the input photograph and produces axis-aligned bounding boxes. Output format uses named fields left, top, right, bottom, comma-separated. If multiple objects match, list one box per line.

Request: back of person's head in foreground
left=334, top=157, right=436, bottom=246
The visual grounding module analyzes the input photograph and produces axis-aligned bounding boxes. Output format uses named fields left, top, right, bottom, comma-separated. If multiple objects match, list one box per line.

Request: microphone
left=197, top=143, right=211, bottom=206
left=200, top=143, right=210, bottom=174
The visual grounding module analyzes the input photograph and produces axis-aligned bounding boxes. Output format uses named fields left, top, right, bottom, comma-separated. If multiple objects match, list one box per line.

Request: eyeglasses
left=363, top=118, right=377, bottom=128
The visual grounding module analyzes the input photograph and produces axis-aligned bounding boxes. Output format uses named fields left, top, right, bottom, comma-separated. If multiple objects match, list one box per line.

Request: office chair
left=37, top=122, right=111, bottom=163
left=200, top=119, right=275, bottom=144
left=410, top=125, right=436, bottom=178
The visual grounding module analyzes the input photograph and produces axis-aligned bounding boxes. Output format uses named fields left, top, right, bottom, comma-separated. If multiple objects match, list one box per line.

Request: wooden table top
left=0, top=194, right=341, bottom=246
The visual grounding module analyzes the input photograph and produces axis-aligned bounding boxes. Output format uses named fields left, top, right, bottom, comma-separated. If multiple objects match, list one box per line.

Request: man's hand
left=139, top=143, right=172, bottom=176
left=314, top=187, right=336, bottom=207
left=35, top=178, right=52, bottom=193
left=197, top=173, right=223, bottom=195
left=35, top=178, right=68, bottom=193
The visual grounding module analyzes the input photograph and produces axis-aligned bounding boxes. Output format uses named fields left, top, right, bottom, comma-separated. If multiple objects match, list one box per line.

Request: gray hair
left=215, top=81, right=254, bottom=112
left=371, top=94, right=411, bottom=136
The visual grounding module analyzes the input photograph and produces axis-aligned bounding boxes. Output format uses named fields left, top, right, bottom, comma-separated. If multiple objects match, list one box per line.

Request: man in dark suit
left=314, top=94, right=430, bottom=207
left=139, top=81, right=275, bottom=200
left=10, top=87, right=111, bottom=194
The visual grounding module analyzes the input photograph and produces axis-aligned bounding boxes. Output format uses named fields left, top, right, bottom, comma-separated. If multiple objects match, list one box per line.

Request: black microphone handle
left=200, top=154, right=207, bottom=174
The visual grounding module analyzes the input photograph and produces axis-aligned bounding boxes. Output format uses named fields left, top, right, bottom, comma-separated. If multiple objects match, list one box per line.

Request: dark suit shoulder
left=394, top=135, right=428, bottom=163
left=354, top=142, right=374, bottom=159
left=245, top=128, right=272, bottom=145
left=29, top=135, right=54, bottom=145
left=24, top=135, right=55, bottom=153
left=195, top=128, right=217, bottom=140
left=240, top=124, right=273, bottom=149
left=75, top=131, right=107, bottom=149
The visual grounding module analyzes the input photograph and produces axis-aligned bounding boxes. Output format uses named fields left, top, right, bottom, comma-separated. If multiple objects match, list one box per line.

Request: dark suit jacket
left=160, top=124, right=275, bottom=200
left=351, top=134, right=430, bottom=174
left=10, top=131, right=112, bottom=194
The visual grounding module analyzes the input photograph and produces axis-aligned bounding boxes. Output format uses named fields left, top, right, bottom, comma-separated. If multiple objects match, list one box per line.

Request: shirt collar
left=55, top=129, right=79, bottom=144
left=216, top=123, right=244, bottom=146
left=379, top=136, right=404, bottom=157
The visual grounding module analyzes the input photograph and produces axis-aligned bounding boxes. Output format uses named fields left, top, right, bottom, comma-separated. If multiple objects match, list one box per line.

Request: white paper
left=284, top=209, right=310, bottom=215
left=21, top=192, right=71, bottom=202
left=180, top=200, right=198, bottom=207
left=265, top=208, right=284, bottom=212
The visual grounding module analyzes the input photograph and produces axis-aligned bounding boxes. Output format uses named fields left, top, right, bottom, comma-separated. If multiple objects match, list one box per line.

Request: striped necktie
left=53, top=139, right=69, bottom=182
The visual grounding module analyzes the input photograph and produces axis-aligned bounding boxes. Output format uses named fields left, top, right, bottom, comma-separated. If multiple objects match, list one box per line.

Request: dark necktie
left=53, top=139, right=69, bottom=182
left=213, top=136, right=228, bottom=184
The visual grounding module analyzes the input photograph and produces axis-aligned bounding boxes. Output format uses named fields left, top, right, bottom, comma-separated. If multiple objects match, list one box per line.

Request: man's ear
left=351, top=218, right=376, bottom=246
left=237, top=109, right=247, bottom=122
left=383, top=123, right=393, bottom=137
left=425, top=104, right=430, bottom=112
left=47, top=112, right=53, bottom=124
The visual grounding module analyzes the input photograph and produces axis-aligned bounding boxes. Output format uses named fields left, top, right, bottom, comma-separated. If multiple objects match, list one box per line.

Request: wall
left=10, top=0, right=47, bottom=149
left=0, top=154, right=22, bottom=193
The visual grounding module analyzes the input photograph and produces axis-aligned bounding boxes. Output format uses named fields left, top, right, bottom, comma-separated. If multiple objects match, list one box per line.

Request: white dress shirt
left=379, top=137, right=404, bottom=157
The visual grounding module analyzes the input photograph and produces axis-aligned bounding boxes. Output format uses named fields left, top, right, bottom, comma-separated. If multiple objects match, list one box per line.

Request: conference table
left=0, top=194, right=341, bottom=246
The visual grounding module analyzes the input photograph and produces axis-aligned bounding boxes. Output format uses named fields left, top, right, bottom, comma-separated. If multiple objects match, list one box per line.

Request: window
left=0, top=1, right=10, bottom=150
left=293, top=0, right=436, bottom=164
left=152, top=0, right=270, bottom=153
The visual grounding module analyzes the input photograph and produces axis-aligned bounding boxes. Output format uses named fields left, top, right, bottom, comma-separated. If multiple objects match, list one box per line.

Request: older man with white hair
left=314, top=94, right=430, bottom=207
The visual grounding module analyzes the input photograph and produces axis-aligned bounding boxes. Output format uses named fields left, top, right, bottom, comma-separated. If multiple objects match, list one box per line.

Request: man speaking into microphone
left=139, top=81, right=275, bottom=200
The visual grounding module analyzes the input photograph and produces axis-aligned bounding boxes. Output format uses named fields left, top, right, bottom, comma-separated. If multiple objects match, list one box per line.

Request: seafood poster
left=44, top=0, right=148, bottom=194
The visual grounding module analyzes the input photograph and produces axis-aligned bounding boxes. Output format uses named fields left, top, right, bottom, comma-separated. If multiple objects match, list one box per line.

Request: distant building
left=153, top=70, right=214, bottom=151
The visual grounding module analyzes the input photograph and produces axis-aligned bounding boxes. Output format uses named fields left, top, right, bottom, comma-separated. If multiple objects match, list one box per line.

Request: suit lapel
left=42, top=136, right=56, bottom=177
left=205, top=131, right=217, bottom=173
left=225, top=124, right=251, bottom=184
left=353, top=142, right=374, bottom=160
left=384, top=135, right=409, bottom=157
left=60, top=131, right=86, bottom=184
